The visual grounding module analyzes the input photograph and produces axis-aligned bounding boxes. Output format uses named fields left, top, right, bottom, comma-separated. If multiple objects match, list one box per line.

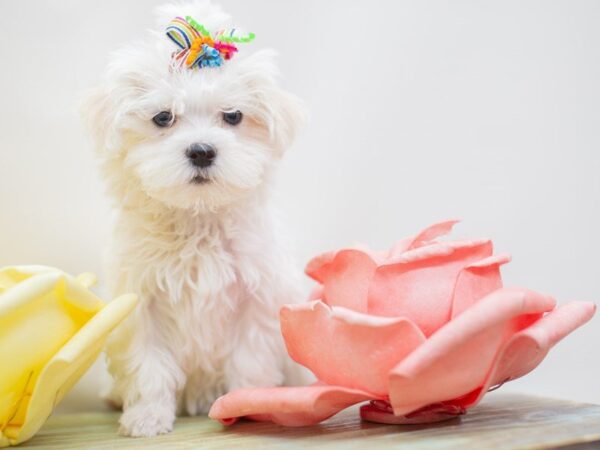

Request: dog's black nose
left=186, top=143, right=217, bottom=168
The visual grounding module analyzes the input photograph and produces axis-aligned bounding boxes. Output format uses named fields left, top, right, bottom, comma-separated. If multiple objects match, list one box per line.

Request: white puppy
left=82, top=1, right=306, bottom=437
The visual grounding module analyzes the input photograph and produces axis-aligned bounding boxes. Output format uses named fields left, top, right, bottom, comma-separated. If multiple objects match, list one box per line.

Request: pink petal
left=450, top=253, right=512, bottom=318
left=305, top=251, right=337, bottom=284
left=388, top=288, right=556, bottom=416
left=461, top=300, right=597, bottom=409
left=406, top=219, right=461, bottom=251
left=304, top=221, right=463, bottom=313
left=368, top=239, right=494, bottom=336
left=209, top=384, right=374, bottom=426
left=387, top=220, right=460, bottom=258
left=281, top=301, right=426, bottom=396
left=305, top=250, right=377, bottom=313
left=308, top=285, right=324, bottom=301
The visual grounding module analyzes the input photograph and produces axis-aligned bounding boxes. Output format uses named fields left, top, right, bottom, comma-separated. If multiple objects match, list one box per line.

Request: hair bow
left=166, top=16, right=255, bottom=69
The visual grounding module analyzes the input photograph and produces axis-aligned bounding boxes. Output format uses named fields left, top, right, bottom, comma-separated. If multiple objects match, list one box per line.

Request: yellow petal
left=0, top=266, right=137, bottom=447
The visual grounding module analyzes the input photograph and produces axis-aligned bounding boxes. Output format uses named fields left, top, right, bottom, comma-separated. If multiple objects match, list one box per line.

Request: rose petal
left=305, top=251, right=337, bottom=284
left=305, top=250, right=377, bottom=312
left=385, top=237, right=414, bottom=260
left=368, top=239, right=494, bottom=335
left=460, top=300, right=596, bottom=409
left=281, top=301, right=425, bottom=395
left=406, top=219, right=462, bottom=251
left=308, top=285, right=324, bottom=301
left=450, top=253, right=512, bottom=318
left=388, top=288, right=556, bottom=416
left=387, top=220, right=461, bottom=258
left=304, top=221, right=465, bottom=313
left=209, top=384, right=374, bottom=426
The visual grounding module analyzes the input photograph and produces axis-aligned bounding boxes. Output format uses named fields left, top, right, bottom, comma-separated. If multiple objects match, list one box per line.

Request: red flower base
left=360, top=400, right=466, bottom=425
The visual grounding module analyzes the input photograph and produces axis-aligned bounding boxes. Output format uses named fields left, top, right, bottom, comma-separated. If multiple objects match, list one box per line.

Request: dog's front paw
left=118, top=403, right=175, bottom=437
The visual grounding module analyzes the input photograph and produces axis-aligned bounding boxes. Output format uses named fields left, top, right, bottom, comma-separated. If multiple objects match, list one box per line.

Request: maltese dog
left=82, top=0, right=306, bottom=437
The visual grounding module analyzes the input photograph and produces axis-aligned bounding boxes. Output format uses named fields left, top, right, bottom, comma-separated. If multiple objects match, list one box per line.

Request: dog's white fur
left=82, top=1, right=307, bottom=437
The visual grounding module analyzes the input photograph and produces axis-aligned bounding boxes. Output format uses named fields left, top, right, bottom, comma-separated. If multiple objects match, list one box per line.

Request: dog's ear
left=236, top=50, right=307, bottom=154
left=80, top=53, right=150, bottom=156
left=265, top=84, right=307, bottom=154
left=80, top=85, right=121, bottom=155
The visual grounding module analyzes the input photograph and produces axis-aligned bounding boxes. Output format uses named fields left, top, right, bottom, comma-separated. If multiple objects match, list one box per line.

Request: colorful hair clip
left=166, top=15, right=255, bottom=70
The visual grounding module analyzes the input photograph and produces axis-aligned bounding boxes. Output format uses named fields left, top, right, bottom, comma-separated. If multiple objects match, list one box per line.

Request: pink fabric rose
left=209, top=221, right=595, bottom=426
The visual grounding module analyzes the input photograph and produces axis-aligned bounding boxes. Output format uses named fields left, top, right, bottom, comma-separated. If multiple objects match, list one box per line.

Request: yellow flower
left=0, top=266, right=137, bottom=447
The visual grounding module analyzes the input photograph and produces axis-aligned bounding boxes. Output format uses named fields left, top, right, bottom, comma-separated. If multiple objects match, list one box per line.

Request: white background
left=0, top=0, right=598, bottom=411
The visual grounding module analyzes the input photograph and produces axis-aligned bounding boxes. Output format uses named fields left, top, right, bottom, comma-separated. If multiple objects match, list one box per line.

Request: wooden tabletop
left=21, top=393, right=600, bottom=449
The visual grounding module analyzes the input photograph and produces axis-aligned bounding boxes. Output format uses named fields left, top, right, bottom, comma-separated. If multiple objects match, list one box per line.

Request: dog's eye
left=152, top=111, right=174, bottom=127
left=222, top=110, right=243, bottom=126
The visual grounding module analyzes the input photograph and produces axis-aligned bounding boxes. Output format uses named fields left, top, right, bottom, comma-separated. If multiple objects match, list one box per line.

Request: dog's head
left=82, top=1, right=305, bottom=212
